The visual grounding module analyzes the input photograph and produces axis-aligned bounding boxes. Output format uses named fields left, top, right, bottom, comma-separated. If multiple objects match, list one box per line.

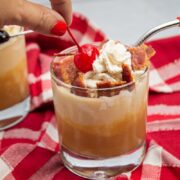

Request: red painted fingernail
left=51, top=20, right=67, bottom=36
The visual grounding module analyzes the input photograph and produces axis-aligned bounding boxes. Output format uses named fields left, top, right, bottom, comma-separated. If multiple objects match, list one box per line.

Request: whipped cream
left=3, top=25, right=21, bottom=36
left=84, top=40, right=132, bottom=88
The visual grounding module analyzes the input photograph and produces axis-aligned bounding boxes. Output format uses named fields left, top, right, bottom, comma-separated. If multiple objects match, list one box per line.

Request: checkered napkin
left=0, top=12, right=180, bottom=180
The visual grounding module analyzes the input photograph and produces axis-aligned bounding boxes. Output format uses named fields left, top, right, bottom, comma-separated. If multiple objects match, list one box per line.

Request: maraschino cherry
left=67, top=27, right=99, bottom=73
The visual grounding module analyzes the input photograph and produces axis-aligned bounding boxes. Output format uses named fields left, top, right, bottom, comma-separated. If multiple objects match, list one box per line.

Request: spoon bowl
left=0, top=30, right=10, bottom=43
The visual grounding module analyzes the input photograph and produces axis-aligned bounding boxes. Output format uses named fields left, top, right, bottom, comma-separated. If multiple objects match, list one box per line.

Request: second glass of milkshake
left=0, top=26, right=30, bottom=130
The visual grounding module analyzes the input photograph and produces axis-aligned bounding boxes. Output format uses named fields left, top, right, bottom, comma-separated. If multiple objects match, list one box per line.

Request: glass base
left=0, top=97, right=30, bottom=130
left=61, top=142, right=146, bottom=179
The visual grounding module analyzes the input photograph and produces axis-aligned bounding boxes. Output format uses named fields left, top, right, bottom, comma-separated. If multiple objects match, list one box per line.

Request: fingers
left=16, top=0, right=67, bottom=35
left=50, top=0, right=72, bottom=25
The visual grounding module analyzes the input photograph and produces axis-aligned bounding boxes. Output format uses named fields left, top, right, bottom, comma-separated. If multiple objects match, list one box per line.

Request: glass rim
left=50, top=44, right=149, bottom=91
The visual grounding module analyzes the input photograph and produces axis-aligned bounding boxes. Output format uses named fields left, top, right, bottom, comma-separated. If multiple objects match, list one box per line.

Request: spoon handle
left=10, top=30, right=34, bottom=38
left=135, top=17, right=180, bottom=46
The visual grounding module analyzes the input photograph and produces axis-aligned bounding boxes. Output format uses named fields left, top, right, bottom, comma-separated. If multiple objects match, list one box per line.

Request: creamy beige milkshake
left=51, top=40, right=155, bottom=178
left=0, top=26, right=29, bottom=129
left=52, top=73, right=148, bottom=157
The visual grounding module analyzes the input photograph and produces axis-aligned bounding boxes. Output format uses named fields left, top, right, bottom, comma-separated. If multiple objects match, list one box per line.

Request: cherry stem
left=54, top=53, right=74, bottom=57
left=67, top=27, right=81, bottom=51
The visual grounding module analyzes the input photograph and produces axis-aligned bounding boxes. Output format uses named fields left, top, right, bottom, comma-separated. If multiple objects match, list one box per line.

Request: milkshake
left=51, top=40, right=155, bottom=179
left=0, top=26, right=29, bottom=130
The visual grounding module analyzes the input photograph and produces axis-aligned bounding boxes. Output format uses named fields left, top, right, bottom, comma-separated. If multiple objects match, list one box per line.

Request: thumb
left=17, top=1, right=67, bottom=36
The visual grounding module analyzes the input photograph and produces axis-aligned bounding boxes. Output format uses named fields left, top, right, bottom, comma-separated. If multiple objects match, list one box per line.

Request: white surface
left=31, top=0, right=180, bottom=44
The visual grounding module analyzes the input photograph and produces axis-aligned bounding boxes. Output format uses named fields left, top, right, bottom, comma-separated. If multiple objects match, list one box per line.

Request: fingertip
left=17, top=1, right=69, bottom=36
left=65, top=11, right=73, bottom=26
left=50, top=0, right=72, bottom=26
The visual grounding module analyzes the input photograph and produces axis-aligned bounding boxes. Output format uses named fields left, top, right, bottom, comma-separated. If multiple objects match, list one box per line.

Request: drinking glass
left=0, top=26, right=30, bottom=130
left=51, top=45, right=149, bottom=179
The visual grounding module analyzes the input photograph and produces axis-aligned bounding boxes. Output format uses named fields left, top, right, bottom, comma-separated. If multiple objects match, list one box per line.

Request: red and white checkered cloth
left=0, top=12, right=180, bottom=180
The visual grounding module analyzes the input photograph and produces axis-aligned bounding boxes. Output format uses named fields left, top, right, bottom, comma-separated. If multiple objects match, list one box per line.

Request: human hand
left=0, top=0, right=72, bottom=36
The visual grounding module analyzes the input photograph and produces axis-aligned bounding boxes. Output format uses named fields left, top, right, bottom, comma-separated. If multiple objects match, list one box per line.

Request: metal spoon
left=135, top=17, right=180, bottom=46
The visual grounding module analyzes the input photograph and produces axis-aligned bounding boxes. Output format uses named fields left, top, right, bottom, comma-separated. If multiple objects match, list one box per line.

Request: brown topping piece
left=71, top=72, right=88, bottom=97
left=72, top=72, right=85, bottom=88
left=52, top=56, right=77, bottom=84
left=122, top=64, right=134, bottom=83
left=97, top=81, right=126, bottom=97
left=128, top=44, right=155, bottom=70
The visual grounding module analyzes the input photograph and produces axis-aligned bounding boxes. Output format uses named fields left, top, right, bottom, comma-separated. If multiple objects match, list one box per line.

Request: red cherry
left=66, top=28, right=99, bottom=73
left=74, top=44, right=99, bottom=73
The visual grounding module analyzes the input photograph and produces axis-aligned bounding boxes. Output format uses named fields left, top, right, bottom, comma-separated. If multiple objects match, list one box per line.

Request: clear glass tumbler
left=0, top=26, right=30, bottom=130
left=51, top=46, right=149, bottom=179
